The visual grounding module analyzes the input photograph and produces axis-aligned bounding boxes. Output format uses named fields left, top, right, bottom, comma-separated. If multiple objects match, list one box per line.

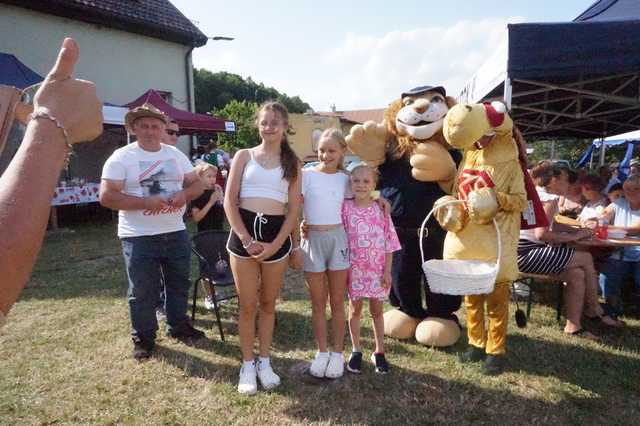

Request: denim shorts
left=301, top=227, right=350, bottom=272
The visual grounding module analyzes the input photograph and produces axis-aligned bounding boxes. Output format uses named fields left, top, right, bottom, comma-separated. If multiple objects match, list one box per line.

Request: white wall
left=0, top=4, right=196, bottom=154
left=0, top=5, right=193, bottom=108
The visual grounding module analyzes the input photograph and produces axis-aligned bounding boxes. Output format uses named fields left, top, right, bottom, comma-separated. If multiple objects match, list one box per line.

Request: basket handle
left=419, top=200, right=502, bottom=274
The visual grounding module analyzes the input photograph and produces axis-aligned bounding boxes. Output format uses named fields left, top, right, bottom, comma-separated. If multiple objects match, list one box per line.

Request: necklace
left=255, top=149, right=280, bottom=168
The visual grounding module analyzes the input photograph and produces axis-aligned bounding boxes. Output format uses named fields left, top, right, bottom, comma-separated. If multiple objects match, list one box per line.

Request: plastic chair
left=191, top=230, right=236, bottom=341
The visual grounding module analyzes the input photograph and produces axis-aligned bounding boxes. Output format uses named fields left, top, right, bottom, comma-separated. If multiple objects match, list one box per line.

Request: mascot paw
left=383, top=309, right=421, bottom=340
left=415, top=317, right=461, bottom=347
left=409, top=142, right=456, bottom=183
left=346, top=120, right=387, bottom=167
left=467, top=187, right=498, bottom=224
left=434, top=195, right=467, bottom=232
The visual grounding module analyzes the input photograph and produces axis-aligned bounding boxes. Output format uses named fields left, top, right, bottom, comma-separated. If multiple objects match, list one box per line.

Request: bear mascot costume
left=346, top=85, right=462, bottom=347
left=434, top=101, right=527, bottom=375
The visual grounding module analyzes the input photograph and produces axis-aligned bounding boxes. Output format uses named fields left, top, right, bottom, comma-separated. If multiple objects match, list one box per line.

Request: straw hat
left=125, top=102, right=167, bottom=132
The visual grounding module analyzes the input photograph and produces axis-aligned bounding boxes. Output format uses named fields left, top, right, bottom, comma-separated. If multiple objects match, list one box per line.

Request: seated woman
left=577, top=174, right=608, bottom=225
left=598, top=175, right=640, bottom=318
left=558, top=169, right=583, bottom=219
left=517, top=161, right=623, bottom=340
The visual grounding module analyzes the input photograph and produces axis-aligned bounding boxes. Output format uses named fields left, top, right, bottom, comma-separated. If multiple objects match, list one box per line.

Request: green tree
left=194, top=69, right=311, bottom=114
left=527, top=138, right=629, bottom=170
left=213, top=100, right=259, bottom=151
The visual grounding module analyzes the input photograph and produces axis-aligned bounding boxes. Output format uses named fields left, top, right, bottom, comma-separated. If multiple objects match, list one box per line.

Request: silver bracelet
left=29, top=109, right=73, bottom=164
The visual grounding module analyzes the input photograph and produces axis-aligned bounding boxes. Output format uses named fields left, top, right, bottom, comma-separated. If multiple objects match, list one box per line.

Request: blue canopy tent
left=576, top=131, right=640, bottom=183
left=459, top=0, right=640, bottom=140
left=0, top=53, right=43, bottom=89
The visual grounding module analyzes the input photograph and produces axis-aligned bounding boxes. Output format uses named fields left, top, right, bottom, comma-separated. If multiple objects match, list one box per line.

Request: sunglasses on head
left=166, top=130, right=178, bottom=136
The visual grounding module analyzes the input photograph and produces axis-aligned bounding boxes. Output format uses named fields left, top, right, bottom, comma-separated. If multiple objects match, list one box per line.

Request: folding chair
left=191, top=230, right=237, bottom=341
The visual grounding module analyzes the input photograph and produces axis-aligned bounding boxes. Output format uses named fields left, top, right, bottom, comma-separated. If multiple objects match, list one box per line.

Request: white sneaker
left=204, top=296, right=215, bottom=310
left=309, top=352, right=329, bottom=378
left=325, top=352, right=344, bottom=379
left=237, top=362, right=257, bottom=395
left=257, top=359, right=281, bottom=390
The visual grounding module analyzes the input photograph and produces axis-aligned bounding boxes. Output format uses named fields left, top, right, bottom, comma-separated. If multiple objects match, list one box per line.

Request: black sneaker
left=459, top=346, right=486, bottom=363
left=370, top=352, right=390, bottom=374
left=132, top=339, right=154, bottom=361
left=167, top=322, right=206, bottom=341
left=347, top=351, right=363, bottom=374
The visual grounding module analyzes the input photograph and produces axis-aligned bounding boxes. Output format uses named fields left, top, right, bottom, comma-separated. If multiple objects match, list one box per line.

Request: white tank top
left=239, top=150, right=289, bottom=203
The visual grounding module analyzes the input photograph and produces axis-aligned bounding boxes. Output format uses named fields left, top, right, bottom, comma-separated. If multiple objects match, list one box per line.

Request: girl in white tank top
left=223, top=102, right=302, bottom=395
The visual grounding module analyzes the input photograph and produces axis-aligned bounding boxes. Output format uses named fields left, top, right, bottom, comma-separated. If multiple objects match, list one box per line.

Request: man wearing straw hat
left=100, top=103, right=205, bottom=360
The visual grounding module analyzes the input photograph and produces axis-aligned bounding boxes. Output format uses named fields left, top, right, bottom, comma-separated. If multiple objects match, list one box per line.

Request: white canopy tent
left=102, top=105, right=127, bottom=126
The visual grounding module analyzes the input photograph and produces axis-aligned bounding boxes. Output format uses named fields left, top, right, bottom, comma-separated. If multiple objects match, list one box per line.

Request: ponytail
left=280, top=133, right=299, bottom=183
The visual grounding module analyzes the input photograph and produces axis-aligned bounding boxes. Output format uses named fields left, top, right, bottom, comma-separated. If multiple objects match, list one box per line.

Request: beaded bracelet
left=28, top=110, right=73, bottom=165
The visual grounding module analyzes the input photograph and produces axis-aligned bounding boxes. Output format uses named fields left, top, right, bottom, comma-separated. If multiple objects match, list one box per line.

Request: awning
left=103, top=105, right=127, bottom=126
left=0, top=53, right=44, bottom=89
left=125, top=89, right=235, bottom=135
left=458, top=4, right=640, bottom=139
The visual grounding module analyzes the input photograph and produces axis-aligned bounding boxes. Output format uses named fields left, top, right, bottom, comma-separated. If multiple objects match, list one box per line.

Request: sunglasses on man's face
left=166, top=130, right=179, bottom=136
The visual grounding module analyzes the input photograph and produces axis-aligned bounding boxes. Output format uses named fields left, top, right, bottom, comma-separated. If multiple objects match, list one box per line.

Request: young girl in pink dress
left=342, top=164, right=401, bottom=374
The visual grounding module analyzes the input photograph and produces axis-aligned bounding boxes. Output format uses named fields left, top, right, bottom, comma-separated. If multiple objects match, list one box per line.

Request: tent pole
left=503, top=76, right=513, bottom=110
left=550, top=139, right=556, bottom=160
left=589, top=148, right=594, bottom=170
left=599, top=137, right=606, bottom=166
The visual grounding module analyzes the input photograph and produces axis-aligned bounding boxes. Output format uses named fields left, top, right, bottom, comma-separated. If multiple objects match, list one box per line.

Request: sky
left=170, top=0, right=595, bottom=112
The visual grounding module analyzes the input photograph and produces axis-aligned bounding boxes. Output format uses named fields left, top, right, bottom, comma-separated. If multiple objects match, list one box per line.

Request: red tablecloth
left=52, top=183, right=100, bottom=206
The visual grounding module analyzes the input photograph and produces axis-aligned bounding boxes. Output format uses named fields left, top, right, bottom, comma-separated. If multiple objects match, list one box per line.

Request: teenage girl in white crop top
left=223, top=102, right=302, bottom=395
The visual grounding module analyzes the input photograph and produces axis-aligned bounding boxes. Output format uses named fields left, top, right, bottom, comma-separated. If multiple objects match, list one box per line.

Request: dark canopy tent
left=0, top=53, right=43, bottom=89
left=459, top=0, right=640, bottom=140
left=125, top=89, right=234, bottom=135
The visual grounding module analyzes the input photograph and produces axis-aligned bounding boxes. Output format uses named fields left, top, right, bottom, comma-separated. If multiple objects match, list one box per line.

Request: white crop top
left=302, top=169, right=351, bottom=225
left=239, top=150, right=289, bottom=203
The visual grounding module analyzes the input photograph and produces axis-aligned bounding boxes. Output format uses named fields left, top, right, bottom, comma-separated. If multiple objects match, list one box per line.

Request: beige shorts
left=301, top=227, right=350, bottom=272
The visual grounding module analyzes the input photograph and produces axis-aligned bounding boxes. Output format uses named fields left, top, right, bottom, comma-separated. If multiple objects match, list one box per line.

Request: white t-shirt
left=102, top=143, right=194, bottom=238
left=578, top=198, right=608, bottom=222
left=302, top=169, right=351, bottom=225
left=610, top=198, right=640, bottom=261
left=520, top=186, right=559, bottom=242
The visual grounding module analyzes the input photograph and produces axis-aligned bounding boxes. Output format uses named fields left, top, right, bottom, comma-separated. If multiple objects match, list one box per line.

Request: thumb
left=47, top=37, right=79, bottom=80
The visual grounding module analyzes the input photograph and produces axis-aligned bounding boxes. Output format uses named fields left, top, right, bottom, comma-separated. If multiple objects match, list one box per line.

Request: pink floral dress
left=342, top=199, right=401, bottom=300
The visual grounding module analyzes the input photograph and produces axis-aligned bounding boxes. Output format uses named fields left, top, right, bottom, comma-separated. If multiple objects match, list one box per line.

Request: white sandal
left=238, top=362, right=257, bottom=395
left=309, top=352, right=329, bottom=378
left=257, top=359, right=281, bottom=390
left=325, top=352, right=344, bottom=379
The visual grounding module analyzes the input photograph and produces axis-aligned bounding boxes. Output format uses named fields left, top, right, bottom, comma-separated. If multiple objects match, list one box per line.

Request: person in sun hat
left=100, top=102, right=206, bottom=360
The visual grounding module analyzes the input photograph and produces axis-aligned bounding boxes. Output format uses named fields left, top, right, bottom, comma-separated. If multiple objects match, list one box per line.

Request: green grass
left=1, top=222, right=639, bottom=425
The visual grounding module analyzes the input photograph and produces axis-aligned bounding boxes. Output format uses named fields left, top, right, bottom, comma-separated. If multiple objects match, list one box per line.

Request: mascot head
left=385, top=85, right=456, bottom=159
left=443, top=101, right=513, bottom=151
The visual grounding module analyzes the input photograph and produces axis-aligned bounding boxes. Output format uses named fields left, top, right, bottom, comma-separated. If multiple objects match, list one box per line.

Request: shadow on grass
left=507, top=333, right=640, bottom=395
left=275, top=357, right=592, bottom=425
left=154, top=344, right=238, bottom=380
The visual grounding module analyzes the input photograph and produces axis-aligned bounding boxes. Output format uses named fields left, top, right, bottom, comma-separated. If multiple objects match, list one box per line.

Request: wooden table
left=575, top=236, right=640, bottom=247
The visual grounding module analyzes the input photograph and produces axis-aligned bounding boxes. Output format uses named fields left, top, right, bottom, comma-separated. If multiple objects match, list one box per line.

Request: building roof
left=317, top=108, right=386, bottom=124
left=1, top=0, right=208, bottom=47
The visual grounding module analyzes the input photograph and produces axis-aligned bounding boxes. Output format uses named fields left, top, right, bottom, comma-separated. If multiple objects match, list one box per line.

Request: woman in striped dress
left=518, top=161, right=622, bottom=339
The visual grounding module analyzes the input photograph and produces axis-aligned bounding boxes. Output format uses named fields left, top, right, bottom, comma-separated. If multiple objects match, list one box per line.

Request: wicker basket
left=419, top=200, right=501, bottom=295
